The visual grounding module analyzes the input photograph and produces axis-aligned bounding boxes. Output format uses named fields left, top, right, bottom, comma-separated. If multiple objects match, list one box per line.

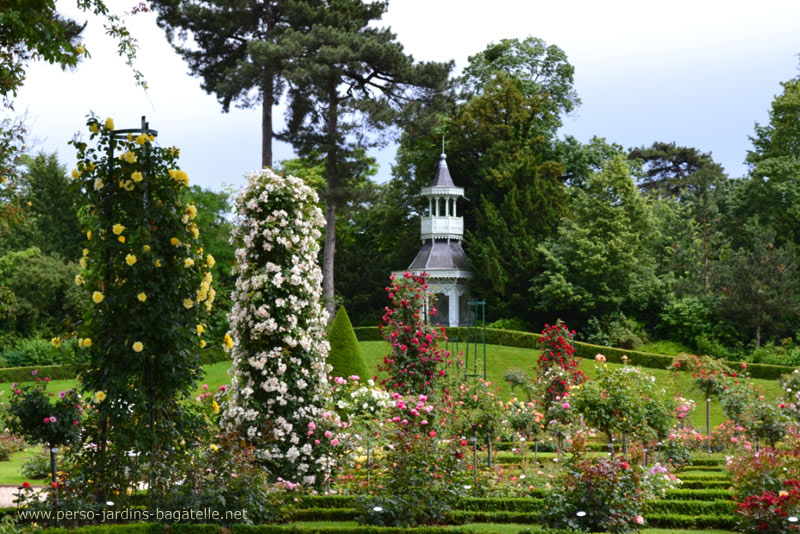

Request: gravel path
left=0, top=485, right=45, bottom=507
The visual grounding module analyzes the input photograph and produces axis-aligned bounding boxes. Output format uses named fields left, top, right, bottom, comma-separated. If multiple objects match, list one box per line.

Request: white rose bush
left=223, top=169, right=336, bottom=488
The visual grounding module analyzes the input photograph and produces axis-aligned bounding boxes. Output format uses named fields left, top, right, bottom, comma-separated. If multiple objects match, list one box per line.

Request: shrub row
left=676, top=464, right=725, bottom=472
left=644, top=513, right=736, bottom=530
left=296, top=495, right=735, bottom=515
left=494, top=441, right=608, bottom=452
left=686, top=457, right=726, bottom=466
left=679, top=479, right=730, bottom=489
left=293, top=507, right=739, bottom=530
left=648, top=499, right=733, bottom=515
left=41, top=525, right=508, bottom=534
left=663, top=488, right=734, bottom=500
left=0, top=349, right=228, bottom=385
left=0, top=363, right=78, bottom=383
left=353, top=326, right=797, bottom=379
left=235, top=526, right=494, bottom=534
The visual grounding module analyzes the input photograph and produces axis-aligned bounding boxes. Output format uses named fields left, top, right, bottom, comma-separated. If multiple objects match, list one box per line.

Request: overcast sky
left=11, top=0, right=800, bottom=193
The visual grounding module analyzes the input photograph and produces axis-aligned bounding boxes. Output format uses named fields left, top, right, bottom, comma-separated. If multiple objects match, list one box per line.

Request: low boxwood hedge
left=663, top=488, right=734, bottom=500
left=648, top=499, right=733, bottom=515
left=643, top=513, right=736, bottom=530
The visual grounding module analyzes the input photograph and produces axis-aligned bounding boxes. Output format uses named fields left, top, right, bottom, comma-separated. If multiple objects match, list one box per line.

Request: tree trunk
left=261, top=72, right=274, bottom=169
left=322, top=74, right=339, bottom=320
left=755, top=323, right=761, bottom=349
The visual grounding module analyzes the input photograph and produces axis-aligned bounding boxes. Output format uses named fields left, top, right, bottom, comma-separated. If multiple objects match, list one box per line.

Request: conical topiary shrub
left=327, top=306, right=369, bottom=380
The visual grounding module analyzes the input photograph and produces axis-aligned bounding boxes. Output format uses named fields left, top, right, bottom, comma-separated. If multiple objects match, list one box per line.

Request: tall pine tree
left=280, top=0, right=451, bottom=318
left=149, top=0, right=318, bottom=167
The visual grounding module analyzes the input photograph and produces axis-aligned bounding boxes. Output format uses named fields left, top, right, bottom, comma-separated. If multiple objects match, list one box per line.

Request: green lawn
left=360, top=340, right=782, bottom=429
left=0, top=446, right=45, bottom=486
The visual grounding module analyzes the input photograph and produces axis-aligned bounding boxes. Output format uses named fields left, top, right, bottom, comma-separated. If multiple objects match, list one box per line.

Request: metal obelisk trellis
left=106, top=116, right=159, bottom=502
left=464, top=300, right=487, bottom=380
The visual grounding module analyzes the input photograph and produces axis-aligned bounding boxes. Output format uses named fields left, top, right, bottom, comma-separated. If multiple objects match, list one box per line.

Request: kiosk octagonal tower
left=396, top=151, right=471, bottom=326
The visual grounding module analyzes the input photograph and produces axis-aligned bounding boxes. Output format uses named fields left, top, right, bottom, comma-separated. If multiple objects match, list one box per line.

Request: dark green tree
left=736, top=74, right=800, bottom=250
left=629, top=141, right=725, bottom=198
left=280, top=0, right=451, bottom=318
left=532, top=155, right=660, bottom=320
left=460, top=35, right=580, bottom=115
left=14, top=152, right=83, bottom=259
left=715, top=223, right=800, bottom=348
left=326, top=306, right=369, bottom=379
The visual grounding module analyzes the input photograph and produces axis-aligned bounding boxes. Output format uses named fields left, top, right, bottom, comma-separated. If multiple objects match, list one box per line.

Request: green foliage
left=18, top=152, right=84, bottom=259
left=1, top=337, right=79, bottom=367
left=533, top=155, right=660, bottom=319
left=327, top=307, right=369, bottom=380
left=21, top=449, right=51, bottom=480
left=584, top=313, right=649, bottom=350
left=741, top=73, right=800, bottom=249
left=714, top=223, right=800, bottom=348
left=0, top=247, right=86, bottom=338
left=460, top=36, right=580, bottom=117
left=628, top=141, right=726, bottom=199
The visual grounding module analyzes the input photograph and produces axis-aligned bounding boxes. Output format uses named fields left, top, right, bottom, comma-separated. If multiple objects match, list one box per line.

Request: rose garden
left=0, top=117, right=797, bottom=534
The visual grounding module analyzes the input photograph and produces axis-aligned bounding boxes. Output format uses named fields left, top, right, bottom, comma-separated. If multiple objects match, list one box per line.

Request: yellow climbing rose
left=196, top=324, right=205, bottom=335
left=206, top=254, right=215, bottom=268
left=135, top=133, right=149, bottom=145
left=122, top=151, right=137, bottom=164
left=183, top=298, right=194, bottom=309
left=131, top=171, right=143, bottom=183
left=137, top=292, right=147, bottom=302
left=51, top=337, right=60, bottom=347
left=223, top=333, right=234, bottom=351
left=125, top=254, right=137, bottom=266
left=75, top=274, right=84, bottom=285
left=118, top=236, right=126, bottom=243
left=112, top=224, right=125, bottom=235
left=94, top=391, right=107, bottom=403
left=132, top=341, right=144, bottom=352
left=105, top=118, right=114, bottom=130
left=92, top=291, right=104, bottom=304
left=184, top=258, right=194, bottom=268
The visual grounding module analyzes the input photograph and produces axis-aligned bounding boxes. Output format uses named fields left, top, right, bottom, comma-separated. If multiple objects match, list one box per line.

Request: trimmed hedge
left=234, top=526, right=498, bottom=534
left=644, top=513, right=736, bottom=530
left=0, top=363, right=78, bottom=383
left=663, top=488, right=734, bottom=500
left=0, top=349, right=228, bottom=385
left=648, top=499, right=733, bottom=515
left=354, top=326, right=797, bottom=379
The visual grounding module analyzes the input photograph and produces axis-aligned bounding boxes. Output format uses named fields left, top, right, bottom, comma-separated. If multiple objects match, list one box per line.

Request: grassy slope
left=359, top=340, right=783, bottom=429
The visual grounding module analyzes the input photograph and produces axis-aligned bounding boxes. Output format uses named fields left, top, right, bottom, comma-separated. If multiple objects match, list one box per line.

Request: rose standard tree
left=70, top=116, right=215, bottom=505
left=223, top=169, right=335, bottom=488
